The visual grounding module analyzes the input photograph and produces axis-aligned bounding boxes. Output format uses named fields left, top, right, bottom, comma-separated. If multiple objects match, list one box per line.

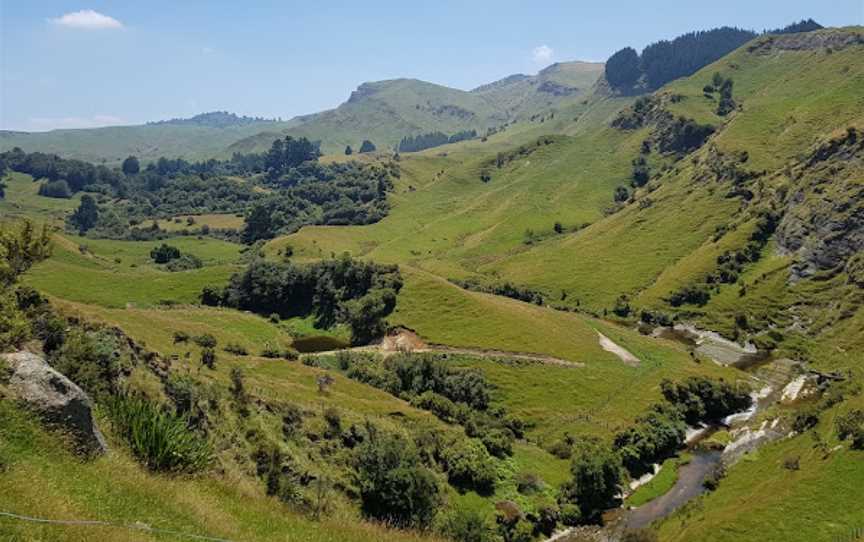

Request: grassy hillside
left=0, top=121, right=295, bottom=165
left=230, top=63, right=603, bottom=156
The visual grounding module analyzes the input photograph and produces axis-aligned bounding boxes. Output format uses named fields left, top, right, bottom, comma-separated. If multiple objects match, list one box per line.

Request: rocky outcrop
left=2, top=351, right=107, bottom=455
left=777, top=128, right=864, bottom=280
left=747, top=29, right=864, bottom=54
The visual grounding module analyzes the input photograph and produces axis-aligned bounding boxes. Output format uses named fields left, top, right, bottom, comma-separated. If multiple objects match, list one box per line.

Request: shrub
left=150, top=243, right=181, bottom=264
left=165, top=253, right=203, bottom=271
left=200, top=347, right=216, bottom=369
left=792, top=408, right=820, bottom=434
left=323, top=407, right=342, bottom=438
left=229, top=367, right=249, bottom=416
left=355, top=429, right=440, bottom=528
left=50, top=329, right=125, bottom=401
left=440, top=509, right=496, bottom=542
left=224, top=342, right=248, bottom=356
left=516, top=472, right=543, bottom=495
left=282, top=403, right=304, bottom=438
left=38, top=180, right=72, bottom=199
left=106, top=395, right=211, bottom=473
left=836, top=409, right=864, bottom=449
left=442, top=439, right=497, bottom=493
left=558, top=439, right=623, bottom=523
left=193, top=334, right=217, bottom=348
left=172, top=330, right=190, bottom=343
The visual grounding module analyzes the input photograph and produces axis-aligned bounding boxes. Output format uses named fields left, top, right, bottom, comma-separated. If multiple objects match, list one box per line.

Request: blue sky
left=1, top=1, right=862, bottom=131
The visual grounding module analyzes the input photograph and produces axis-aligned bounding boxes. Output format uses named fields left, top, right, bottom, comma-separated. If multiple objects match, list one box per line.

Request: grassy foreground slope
left=0, top=399, right=441, bottom=542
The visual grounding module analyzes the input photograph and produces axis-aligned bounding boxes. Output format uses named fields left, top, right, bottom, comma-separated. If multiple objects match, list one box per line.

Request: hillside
left=0, top=117, right=296, bottom=165
left=229, top=62, right=603, bottom=155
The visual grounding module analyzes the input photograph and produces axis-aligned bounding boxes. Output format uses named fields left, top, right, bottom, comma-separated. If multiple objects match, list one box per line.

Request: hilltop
left=0, top=62, right=603, bottom=162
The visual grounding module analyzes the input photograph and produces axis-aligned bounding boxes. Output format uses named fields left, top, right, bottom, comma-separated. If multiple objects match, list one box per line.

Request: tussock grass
left=105, top=395, right=212, bottom=473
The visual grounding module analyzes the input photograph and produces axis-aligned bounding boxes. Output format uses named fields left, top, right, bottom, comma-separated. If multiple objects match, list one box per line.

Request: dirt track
left=305, top=328, right=585, bottom=368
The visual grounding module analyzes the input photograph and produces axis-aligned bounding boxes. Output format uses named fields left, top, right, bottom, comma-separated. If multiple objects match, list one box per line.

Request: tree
left=344, top=145, right=353, bottom=155
left=150, top=243, right=181, bottom=264
left=122, top=156, right=140, bottom=176
left=69, top=195, right=99, bottom=233
left=614, top=185, right=630, bottom=203
left=355, top=428, right=440, bottom=528
left=557, top=439, right=623, bottom=523
left=605, top=47, right=641, bottom=91
left=359, top=140, right=377, bottom=153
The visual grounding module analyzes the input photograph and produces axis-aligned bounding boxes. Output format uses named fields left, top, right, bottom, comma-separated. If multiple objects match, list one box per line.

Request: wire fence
left=0, top=511, right=237, bottom=542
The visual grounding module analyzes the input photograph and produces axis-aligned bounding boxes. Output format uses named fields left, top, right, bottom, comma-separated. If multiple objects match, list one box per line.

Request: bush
left=440, top=509, right=496, bottom=542
left=558, top=439, right=623, bottom=523
left=106, top=395, right=212, bottom=473
left=516, top=472, right=543, bottom=495
left=836, top=409, right=864, bottom=449
left=200, top=347, right=216, bottom=369
left=150, top=243, right=181, bottom=264
left=441, top=439, right=497, bottom=493
left=355, top=429, right=440, bottom=528
left=50, top=329, right=125, bottom=401
left=193, top=334, right=217, bottom=348
left=172, top=330, right=190, bottom=343
left=38, top=180, right=72, bottom=199
left=323, top=407, right=342, bottom=438
left=165, top=253, right=203, bottom=271
left=224, top=342, right=248, bottom=356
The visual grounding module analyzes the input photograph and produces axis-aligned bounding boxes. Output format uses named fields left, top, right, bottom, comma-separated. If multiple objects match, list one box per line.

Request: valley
left=1, top=14, right=863, bottom=542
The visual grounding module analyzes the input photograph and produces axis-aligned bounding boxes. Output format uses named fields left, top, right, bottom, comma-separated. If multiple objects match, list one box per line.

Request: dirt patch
left=380, top=327, right=427, bottom=352
left=597, top=332, right=639, bottom=366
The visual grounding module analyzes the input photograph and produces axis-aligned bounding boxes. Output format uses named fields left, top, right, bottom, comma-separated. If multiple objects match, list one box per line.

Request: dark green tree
left=122, top=156, right=140, bottom=176
left=557, top=439, right=623, bottom=523
left=69, top=195, right=99, bottom=233
left=355, top=427, right=440, bottom=528
left=605, top=47, right=641, bottom=91
left=344, top=145, right=353, bottom=155
left=359, top=140, right=377, bottom=153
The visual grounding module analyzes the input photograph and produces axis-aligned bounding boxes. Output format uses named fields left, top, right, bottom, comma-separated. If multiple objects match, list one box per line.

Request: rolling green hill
left=0, top=63, right=603, bottom=163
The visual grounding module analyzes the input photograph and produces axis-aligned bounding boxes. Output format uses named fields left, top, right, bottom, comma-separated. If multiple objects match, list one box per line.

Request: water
left=292, top=336, right=350, bottom=353
left=623, top=450, right=723, bottom=530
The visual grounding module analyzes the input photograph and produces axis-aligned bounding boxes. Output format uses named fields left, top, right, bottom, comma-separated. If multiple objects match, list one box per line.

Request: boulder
left=2, top=351, right=108, bottom=455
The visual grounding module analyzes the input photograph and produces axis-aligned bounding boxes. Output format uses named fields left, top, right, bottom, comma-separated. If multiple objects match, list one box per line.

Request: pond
left=292, top=335, right=350, bottom=353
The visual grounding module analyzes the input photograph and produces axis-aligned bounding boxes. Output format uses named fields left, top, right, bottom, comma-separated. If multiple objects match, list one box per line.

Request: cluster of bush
left=242, top=160, right=396, bottom=242
left=451, top=278, right=544, bottom=305
left=148, top=243, right=203, bottom=271
left=336, top=351, right=525, bottom=461
left=202, top=255, right=402, bottom=345
left=703, top=73, right=736, bottom=116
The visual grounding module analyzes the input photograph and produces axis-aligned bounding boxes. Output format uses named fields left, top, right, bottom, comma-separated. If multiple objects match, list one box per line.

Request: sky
left=1, top=1, right=862, bottom=131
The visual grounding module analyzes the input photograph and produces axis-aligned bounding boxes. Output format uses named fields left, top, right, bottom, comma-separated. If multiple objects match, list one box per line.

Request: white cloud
left=532, top=44, right=554, bottom=65
left=28, top=115, right=126, bottom=131
left=48, top=9, right=124, bottom=30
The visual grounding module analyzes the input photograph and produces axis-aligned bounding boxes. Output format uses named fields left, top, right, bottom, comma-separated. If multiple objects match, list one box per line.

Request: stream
left=612, top=324, right=799, bottom=532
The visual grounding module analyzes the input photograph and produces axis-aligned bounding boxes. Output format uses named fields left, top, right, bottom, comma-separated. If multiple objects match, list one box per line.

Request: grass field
left=154, top=213, right=245, bottom=232
left=24, top=234, right=243, bottom=308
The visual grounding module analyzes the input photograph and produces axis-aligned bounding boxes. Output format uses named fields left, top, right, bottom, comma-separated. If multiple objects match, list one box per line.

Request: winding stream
left=614, top=324, right=798, bottom=531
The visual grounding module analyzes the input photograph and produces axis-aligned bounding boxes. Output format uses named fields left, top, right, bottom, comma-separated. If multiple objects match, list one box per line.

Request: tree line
left=605, top=20, right=822, bottom=93
left=397, top=130, right=477, bottom=153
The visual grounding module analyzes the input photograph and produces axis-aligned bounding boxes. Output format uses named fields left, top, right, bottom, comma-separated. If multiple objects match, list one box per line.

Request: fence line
left=0, top=511, right=236, bottom=542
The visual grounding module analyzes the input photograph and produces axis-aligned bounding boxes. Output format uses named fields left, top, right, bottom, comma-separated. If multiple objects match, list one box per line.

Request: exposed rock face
left=2, top=351, right=107, bottom=455
left=777, top=128, right=864, bottom=280
left=747, top=29, right=864, bottom=54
